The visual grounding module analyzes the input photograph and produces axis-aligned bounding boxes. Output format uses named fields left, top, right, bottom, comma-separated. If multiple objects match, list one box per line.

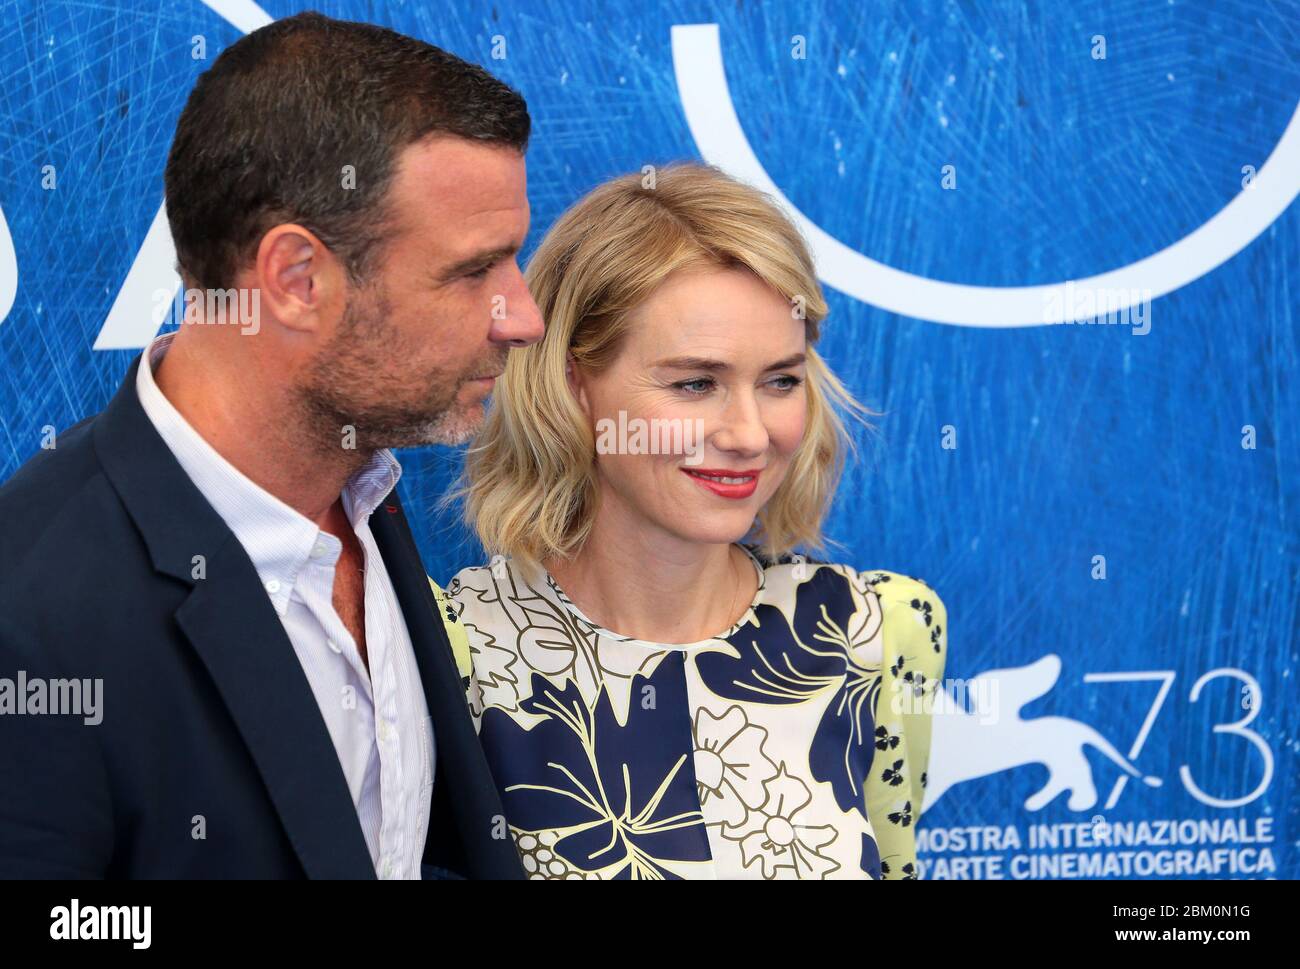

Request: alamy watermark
left=595, top=411, right=705, bottom=465
left=0, top=671, right=102, bottom=725
left=152, top=286, right=261, bottom=335
left=50, top=899, right=150, bottom=949
left=888, top=673, right=1000, bottom=724
left=1043, top=282, right=1151, bottom=335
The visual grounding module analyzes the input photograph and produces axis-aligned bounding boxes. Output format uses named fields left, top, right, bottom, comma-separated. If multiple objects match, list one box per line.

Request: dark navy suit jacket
left=0, top=356, right=523, bottom=879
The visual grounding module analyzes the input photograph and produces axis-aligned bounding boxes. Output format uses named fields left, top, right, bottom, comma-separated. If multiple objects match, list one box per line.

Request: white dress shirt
left=135, top=331, right=433, bottom=879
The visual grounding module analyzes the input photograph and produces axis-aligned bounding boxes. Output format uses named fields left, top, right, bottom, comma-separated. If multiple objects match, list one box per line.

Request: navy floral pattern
left=695, top=566, right=886, bottom=816
left=446, top=545, right=947, bottom=880
left=481, top=662, right=712, bottom=879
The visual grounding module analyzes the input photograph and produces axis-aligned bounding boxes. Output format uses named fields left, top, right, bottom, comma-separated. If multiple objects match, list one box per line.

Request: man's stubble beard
left=296, top=282, right=497, bottom=452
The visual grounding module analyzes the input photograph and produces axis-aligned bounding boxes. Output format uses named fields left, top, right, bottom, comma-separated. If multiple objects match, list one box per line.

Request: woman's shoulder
left=432, top=559, right=541, bottom=695
left=442, top=555, right=553, bottom=624
left=444, top=558, right=517, bottom=614
left=744, top=544, right=944, bottom=604
left=819, top=561, right=947, bottom=683
left=852, top=567, right=946, bottom=619
left=745, top=545, right=947, bottom=659
left=852, top=567, right=947, bottom=665
left=445, top=560, right=498, bottom=597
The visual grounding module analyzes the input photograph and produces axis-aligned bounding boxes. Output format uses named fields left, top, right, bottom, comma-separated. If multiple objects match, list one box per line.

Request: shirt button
left=264, top=579, right=281, bottom=595
left=326, top=639, right=342, bottom=654
left=310, top=540, right=328, bottom=559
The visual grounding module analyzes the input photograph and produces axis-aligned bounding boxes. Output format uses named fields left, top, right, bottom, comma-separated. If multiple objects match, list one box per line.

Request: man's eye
left=465, top=265, right=492, bottom=280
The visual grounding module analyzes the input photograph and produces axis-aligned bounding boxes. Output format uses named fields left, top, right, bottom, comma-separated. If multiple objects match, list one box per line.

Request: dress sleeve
left=861, top=571, right=948, bottom=879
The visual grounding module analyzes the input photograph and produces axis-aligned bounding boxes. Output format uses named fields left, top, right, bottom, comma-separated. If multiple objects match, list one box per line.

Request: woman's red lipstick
left=681, top=467, right=761, bottom=500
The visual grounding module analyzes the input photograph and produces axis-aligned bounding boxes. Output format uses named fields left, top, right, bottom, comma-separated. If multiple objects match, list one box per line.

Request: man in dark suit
left=0, top=12, right=541, bottom=878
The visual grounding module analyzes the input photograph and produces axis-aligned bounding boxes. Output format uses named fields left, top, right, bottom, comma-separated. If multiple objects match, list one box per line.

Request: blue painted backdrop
left=0, top=0, right=1295, bottom=878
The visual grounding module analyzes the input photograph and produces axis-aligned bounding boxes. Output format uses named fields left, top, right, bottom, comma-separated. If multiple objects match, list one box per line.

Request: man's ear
left=565, top=353, right=590, bottom=417
left=255, top=224, right=343, bottom=336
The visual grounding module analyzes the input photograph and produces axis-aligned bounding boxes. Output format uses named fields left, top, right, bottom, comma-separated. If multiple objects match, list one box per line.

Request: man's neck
left=152, top=333, right=366, bottom=526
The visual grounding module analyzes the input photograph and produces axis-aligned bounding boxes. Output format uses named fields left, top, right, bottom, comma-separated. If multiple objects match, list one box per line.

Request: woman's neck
left=543, top=502, right=758, bottom=645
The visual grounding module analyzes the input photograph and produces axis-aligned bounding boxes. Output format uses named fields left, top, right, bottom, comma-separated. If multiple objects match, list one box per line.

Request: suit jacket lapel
left=94, top=356, right=375, bottom=880
left=370, top=491, right=524, bottom=879
left=172, top=546, right=377, bottom=879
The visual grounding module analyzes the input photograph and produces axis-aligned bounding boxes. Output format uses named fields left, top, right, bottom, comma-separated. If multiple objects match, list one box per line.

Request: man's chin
left=333, top=393, right=486, bottom=450
left=414, top=402, right=486, bottom=447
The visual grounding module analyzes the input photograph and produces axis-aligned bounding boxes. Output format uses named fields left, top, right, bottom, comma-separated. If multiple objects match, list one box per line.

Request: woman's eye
left=674, top=377, right=715, bottom=395
left=770, top=374, right=804, bottom=392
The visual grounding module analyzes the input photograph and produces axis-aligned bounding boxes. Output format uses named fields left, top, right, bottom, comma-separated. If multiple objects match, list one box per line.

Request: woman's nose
left=711, top=393, right=769, bottom=456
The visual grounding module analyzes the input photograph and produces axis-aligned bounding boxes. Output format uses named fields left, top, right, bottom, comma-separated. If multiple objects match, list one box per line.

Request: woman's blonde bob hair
left=453, top=161, right=873, bottom=571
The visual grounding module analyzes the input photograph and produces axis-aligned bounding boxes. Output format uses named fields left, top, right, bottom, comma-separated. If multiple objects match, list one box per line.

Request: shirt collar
left=134, top=331, right=402, bottom=611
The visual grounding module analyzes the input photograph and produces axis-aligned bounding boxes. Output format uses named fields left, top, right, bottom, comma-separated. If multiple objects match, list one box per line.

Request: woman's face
left=569, top=266, right=808, bottom=548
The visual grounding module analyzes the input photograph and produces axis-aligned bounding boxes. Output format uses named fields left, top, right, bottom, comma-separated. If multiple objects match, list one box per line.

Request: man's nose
left=489, top=263, right=545, bottom=347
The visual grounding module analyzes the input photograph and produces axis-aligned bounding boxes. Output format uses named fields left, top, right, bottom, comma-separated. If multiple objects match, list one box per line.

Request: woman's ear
left=565, top=353, right=591, bottom=417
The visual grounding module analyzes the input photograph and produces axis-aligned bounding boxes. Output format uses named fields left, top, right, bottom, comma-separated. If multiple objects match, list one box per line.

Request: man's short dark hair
left=164, top=11, right=530, bottom=290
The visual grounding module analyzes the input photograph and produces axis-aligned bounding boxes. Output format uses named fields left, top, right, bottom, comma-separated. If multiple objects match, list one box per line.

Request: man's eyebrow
left=651, top=352, right=807, bottom=371
left=435, top=244, right=522, bottom=282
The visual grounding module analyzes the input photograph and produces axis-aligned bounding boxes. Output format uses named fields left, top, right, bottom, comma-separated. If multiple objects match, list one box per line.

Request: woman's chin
left=657, top=514, right=755, bottom=548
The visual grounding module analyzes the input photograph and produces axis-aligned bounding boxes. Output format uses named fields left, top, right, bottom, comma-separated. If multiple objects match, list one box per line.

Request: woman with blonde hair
left=440, top=162, right=947, bottom=880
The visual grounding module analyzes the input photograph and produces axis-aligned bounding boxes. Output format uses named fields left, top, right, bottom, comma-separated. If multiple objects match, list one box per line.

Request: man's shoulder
left=0, top=411, right=135, bottom=585
left=0, top=413, right=101, bottom=513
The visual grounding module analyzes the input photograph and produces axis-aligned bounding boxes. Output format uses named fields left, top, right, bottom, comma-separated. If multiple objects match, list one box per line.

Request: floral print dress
left=435, top=545, right=947, bottom=880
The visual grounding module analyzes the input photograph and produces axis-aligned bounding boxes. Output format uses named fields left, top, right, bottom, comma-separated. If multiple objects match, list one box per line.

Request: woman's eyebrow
left=650, top=352, right=807, bottom=371
left=764, top=353, right=807, bottom=370
left=651, top=356, right=729, bottom=372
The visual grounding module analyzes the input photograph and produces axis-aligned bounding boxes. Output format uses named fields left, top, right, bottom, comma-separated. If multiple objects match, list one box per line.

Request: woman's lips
left=681, top=467, right=761, bottom=500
